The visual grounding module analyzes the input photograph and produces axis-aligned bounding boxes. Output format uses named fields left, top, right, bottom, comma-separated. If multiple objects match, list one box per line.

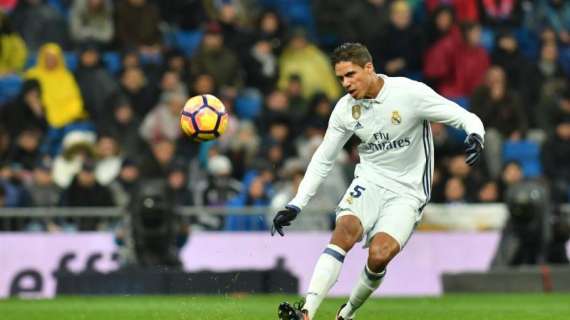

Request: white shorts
left=336, top=177, right=423, bottom=249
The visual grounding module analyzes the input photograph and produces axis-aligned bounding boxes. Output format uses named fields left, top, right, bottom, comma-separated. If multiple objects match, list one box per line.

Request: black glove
left=464, top=133, right=484, bottom=166
left=271, top=205, right=301, bottom=237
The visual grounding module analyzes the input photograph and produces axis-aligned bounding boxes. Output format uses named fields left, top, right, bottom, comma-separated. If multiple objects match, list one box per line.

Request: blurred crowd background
left=0, top=0, right=569, bottom=233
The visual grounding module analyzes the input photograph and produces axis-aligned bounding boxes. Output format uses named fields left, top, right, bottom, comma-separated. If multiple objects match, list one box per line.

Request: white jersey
left=289, top=74, right=485, bottom=211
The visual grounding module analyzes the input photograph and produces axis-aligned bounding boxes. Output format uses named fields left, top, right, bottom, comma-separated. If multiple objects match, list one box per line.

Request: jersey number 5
left=350, top=185, right=366, bottom=198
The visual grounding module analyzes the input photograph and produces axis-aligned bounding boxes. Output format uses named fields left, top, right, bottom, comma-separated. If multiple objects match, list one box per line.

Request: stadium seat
left=502, top=140, right=542, bottom=178
left=480, top=27, right=495, bottom=53
left=559, top=46, right=570, bottom=77
left=449, top=96, right=470, bottom=109
left=64, top=52, right=78, bottom=71
left=103, top=52, right=121, bottom=74
left=172, top=30, right=204, bottom=58
left=514, top=27, right=539, bottom=60
left=235, top=88, right=262, bottom=120
left=0, top=74, right=23, bottom=106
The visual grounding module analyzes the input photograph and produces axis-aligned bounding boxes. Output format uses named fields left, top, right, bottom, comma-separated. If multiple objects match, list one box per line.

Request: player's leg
left=301, top=215, right=363, bottom=318
left=337, top=200, right=419, bottom=319
left=278, top=215, right=363, bottom=320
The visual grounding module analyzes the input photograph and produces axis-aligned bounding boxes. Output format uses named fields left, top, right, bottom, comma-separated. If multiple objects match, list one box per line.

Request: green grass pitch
left=1, top=293, right=569, bottom=320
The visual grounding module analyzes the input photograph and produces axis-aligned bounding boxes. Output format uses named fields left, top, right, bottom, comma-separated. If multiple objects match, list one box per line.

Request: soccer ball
left=180, top=94, right=229, bottom=141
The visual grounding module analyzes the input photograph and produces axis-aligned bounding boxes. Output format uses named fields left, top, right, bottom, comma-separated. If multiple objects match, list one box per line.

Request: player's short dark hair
left=331, top=43, right=373, bottom=68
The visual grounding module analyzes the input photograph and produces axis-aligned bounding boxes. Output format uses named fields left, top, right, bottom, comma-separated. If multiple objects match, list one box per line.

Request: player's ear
left=364, top=62, right=374, bottom=74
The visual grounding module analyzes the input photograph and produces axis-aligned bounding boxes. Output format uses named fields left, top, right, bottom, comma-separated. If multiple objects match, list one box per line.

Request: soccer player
left=271, top=43, right=485, bottom=320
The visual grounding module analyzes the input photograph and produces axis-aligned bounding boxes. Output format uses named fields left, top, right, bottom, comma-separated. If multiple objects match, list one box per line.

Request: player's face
left=335, top=61, right=375, bottom=99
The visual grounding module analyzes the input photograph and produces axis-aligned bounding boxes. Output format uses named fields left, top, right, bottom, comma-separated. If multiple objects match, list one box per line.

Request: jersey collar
left=353, top=74, right=389, bottom=108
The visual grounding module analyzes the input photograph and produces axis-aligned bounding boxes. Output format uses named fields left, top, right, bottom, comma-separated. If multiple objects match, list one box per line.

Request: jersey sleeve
left=415, top=82, right=486, bottom=142
left=288, top=107, right=353, bottom=211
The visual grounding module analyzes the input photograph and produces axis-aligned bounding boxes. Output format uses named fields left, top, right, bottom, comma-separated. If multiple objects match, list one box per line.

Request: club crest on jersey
left=391, top=111, right=402, bottom=125
left=352, top=104, right=362, bottom=120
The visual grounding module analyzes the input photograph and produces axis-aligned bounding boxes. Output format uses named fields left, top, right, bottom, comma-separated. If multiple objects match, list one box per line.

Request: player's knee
left=331, top=216, right=362, bottom=252
left=368, top=242, right=399, bottom=272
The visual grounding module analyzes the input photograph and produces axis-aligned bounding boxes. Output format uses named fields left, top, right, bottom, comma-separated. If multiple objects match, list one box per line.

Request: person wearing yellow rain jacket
left=25, top=43, right=87, bottom=129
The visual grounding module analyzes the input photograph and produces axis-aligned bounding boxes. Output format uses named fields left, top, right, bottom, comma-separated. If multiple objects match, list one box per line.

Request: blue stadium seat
left=235, top=88, right=262, bottom=120
left=0, top=74, right=23, bottom=106
left=559, top=46, right=570, bottom=77
left=480, top=27, right=495, bottom=53
left=502, top=140, right=542, bottom=178
left=103, top=51, right=121, bottom=74
left=449, top=96, right=470, bottom=109
left=173, top=30, right=204, bottom=58
left=64, top=52, right=78, bottom=71
left=514, top=27, right=539, bottom=60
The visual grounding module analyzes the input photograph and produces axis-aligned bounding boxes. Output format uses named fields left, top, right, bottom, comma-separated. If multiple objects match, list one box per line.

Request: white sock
left=339, top=265, right=386, bottom=319
left=303, top=244, right=346, bottom=319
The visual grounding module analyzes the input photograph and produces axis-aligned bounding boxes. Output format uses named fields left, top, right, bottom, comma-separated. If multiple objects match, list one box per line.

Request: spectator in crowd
left=114, top=0, right=162, bottom=50
left=425, top=0, right=479, bottom=23
left=277, top=27, right=341, bottom=100
left=25, top=43, right=87, bottom=129
left=452, top=22, right=490, bottom=98
left=190, top=21, right=242, bottom=95
left=534, top=0, right=570, bottom=45
left=470, top=66, right=527, bottom=178
left=257, top=89, right=290, bottom=134
left=541, top=112, right=570, bottom=203
left=139, top=138, right=177, bottom=179
left=10, top=0, right=69, bottom=51
left=162, top=49, right=191, bottom=84
left=497, top=160, right=525, bottom=198
left=283, top=74, right=308, bottom=121
left=423, top=5, right=462, bottom=95
left=491, top=30, right=535, bottom=106
left=25, top=43, right=89, bottom=156
left=154, top=0, right=207, bottom=30
left=477, top=180, right=501, bottom=203
left=157, top=70, right=188, bottom=99
left=7, top=128, right=42, bottom=171
left=427, top=20, right=489, bottom=98
left=139, top=91, right=187, bottom=144
left=109, top=158, right=140, bottom=207
left=443, top=176, right=467, bottom=203
left=538, top=87, right=570, bottom=136
left=119, top=66, right=156, bottom=116
left=431, top=122, right=464, bottom=162
left=94, top=134, right=122, bottom=186
left=253, top=9, right=287, bottom=55
left=478, top=0, right=524, bottom=28
left=526, top=38, right=567, bottom=108
left=208, top=0, right=253, bottom=54
left=0, top=163, right=32, bottom=209
left=378, top=0, right=424, bottom=77
left=303, top=92, right=333, bottom=135
left=0, top=11, right=27, bottom=76
left=242, top=35, right=279, bottom=95
left=192, top=154, right=241, bottom=230
left=69, top=0, right=114, bottom=48
left=52, top=130, right=97, bottom=188
left=74, top=43, right=119, bottom=127
left=0, top=79, right=47, bottom=137
left=98, top=94, right=142, bottom=158
left=26, top=158, right=60, bottom=207
left=0, top=127, right=10, bottom=163
left=60, top=160, right=115, bottom=230
left=166, top=160, right=193, bottom=207
left=340, top=0, right=391, bottom=60
left=226, top=121, right=260, bottom=181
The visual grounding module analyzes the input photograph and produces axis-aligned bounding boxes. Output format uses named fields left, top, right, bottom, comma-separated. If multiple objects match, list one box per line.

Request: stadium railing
left=0, top=204, right=568, bottom=231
